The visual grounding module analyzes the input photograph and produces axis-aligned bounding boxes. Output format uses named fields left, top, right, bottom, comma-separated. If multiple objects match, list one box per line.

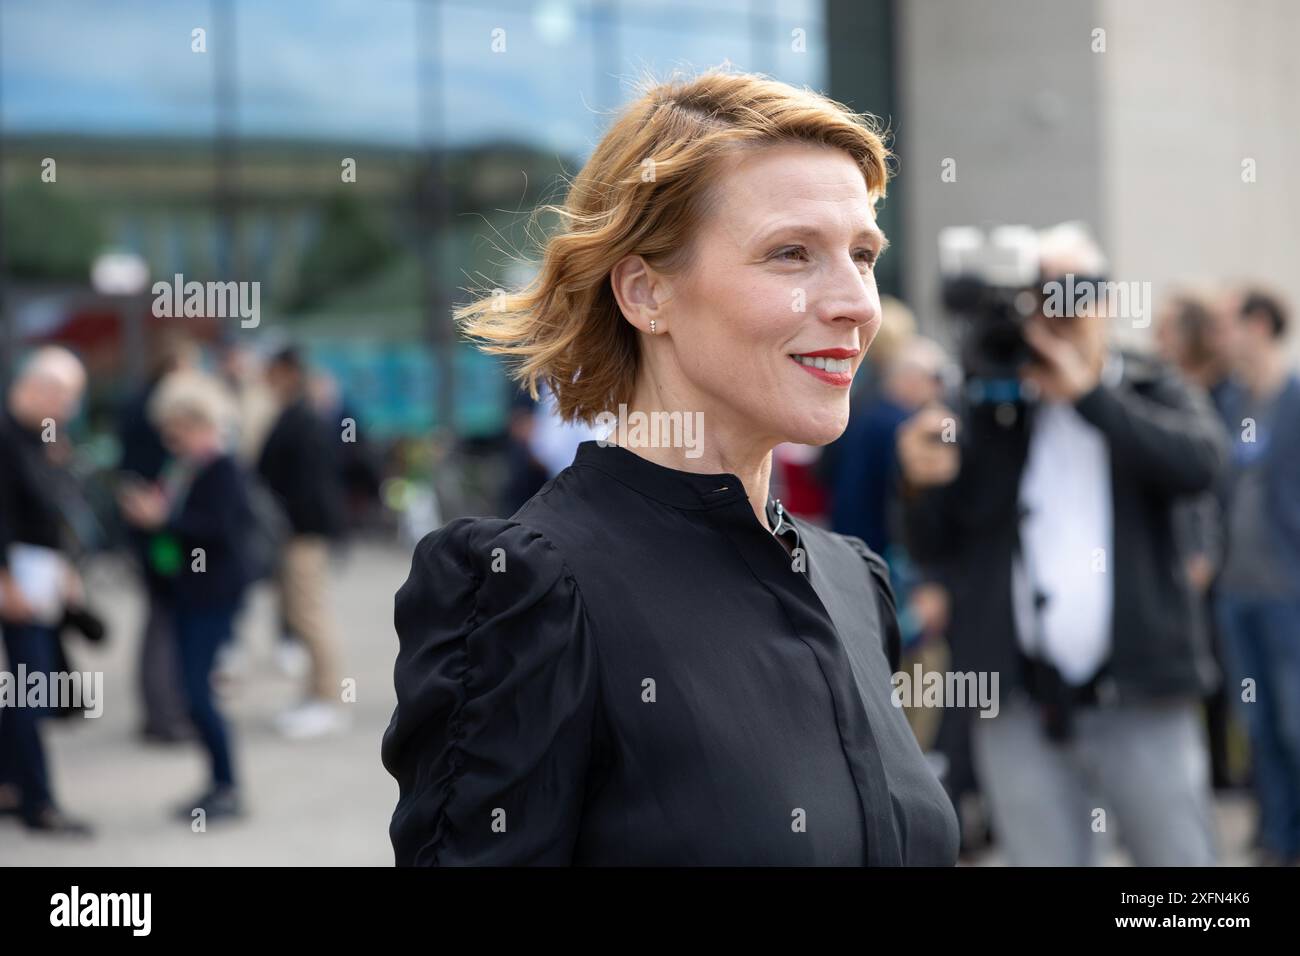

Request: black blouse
left=381, top=440, right=959, bottom=866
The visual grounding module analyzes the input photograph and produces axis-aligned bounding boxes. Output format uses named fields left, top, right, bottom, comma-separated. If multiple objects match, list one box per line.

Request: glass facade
left=1, top=0, right=848, bottom=439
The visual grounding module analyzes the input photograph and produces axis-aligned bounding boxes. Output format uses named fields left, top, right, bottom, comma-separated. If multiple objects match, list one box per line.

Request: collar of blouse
left=572, top=440, right=802, bottom=549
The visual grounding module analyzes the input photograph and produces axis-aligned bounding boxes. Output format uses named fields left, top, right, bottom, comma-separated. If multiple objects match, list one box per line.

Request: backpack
left=241, top=474, right=291, bottom=584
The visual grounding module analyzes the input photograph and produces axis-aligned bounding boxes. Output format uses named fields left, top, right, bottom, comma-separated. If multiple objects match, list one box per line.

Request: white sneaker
left=274, top=640, right=311, bottom=680
left=273, top=700, right=350, bottom=739
left=215, top=641, right=249, bottom=680
left=214, top=643, right=249, bottom=696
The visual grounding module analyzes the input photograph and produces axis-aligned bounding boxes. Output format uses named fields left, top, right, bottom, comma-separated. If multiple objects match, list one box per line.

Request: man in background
left=257, top=346, right=348, bottom=738
left=0, top=347, right=93, bottom=834
left=117, top=333, right=199, bottom=744
left=1215, top=289, right=1300, bottom=865
left=1155, top=289, right=1250, bottom=793
left=898, top=223, right=1225, bottom=865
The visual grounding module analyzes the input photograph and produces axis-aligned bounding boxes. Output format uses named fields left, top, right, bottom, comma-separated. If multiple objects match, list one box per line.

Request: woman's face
left=161, top=415, right=218, bottom=459
left=643, top=142, right=884, bottom=450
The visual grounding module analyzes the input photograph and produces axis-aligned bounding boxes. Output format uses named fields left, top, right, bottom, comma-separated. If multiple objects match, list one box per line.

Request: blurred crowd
left=0, top=336, right=382, bottom=834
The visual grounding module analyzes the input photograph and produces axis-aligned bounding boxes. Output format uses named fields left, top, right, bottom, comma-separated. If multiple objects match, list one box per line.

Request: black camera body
left=938, top=225, right=1043, bottom=386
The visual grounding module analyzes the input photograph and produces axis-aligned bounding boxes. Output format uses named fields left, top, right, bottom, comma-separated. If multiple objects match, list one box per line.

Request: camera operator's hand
left=1021, top=315, right=1105, bottom=403
left=897, top=406, right=960, bottom=489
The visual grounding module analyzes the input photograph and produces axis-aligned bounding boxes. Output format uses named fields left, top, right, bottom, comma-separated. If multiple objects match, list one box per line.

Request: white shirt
left=1011, top=357, right=1122, bottom=685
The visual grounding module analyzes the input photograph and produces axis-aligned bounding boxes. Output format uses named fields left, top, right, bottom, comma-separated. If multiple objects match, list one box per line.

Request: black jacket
left=0, top=409, right=66, bottom=569
left=117, top=378, right=170, bottom=482
left=902, top=352, right=1227, bottom=703
left=165, top=454, right=254, bottom=610
left=256, top=399, right=344, bottom=537
left=382, top=440, right=959, bottom=866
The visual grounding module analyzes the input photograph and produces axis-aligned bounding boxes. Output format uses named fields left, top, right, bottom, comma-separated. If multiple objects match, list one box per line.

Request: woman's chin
left=777, top=408, right=850, bottom=447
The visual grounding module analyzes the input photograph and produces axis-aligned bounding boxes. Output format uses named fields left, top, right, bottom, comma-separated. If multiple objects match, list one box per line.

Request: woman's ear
left=611, top=254, right=667, bottom=335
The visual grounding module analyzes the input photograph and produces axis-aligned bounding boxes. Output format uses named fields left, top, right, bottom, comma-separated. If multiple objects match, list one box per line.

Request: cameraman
left=897, top=224, right=1226, bottom=866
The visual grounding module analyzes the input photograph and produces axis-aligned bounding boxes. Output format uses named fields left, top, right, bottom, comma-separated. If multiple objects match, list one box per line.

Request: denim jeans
left=174, top=604, right=239, bottom=788
left=1216, top=594, right=1300, bottom=859
left=0, top=622, right=58, bottom=821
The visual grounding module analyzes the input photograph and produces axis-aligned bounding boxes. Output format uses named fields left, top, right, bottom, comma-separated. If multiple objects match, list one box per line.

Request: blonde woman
left=119, top=369, right=253, bottom=823
left=382, top=70, right=959, bottom=866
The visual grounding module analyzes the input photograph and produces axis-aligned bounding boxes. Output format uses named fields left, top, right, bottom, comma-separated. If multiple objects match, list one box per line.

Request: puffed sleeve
left=844, top=536, right=903, bottom=674
left=380, top=517, right=601, bottom=866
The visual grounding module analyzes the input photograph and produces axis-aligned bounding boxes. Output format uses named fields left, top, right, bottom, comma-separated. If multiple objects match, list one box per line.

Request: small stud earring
left=649, top=319, right=657, bottom=334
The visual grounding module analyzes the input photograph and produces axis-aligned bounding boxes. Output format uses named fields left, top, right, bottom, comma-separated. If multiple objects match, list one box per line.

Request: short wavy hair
left=455, top=68, right=892, bottom=425
left=148, top=368, right=236, bottom=434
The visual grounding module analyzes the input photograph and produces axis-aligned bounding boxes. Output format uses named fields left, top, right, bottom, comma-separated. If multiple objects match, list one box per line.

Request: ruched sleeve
left=381, top=517, right=601, bottom=866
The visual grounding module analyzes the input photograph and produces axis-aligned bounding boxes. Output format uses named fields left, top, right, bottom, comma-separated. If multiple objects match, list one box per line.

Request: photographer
left=897, top=223, right=1227, bottom=866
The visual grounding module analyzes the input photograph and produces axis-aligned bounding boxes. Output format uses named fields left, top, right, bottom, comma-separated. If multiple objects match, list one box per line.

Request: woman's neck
left=623, top=439, right=775, bottom=529
left=622, top=375, right=778, bottom=531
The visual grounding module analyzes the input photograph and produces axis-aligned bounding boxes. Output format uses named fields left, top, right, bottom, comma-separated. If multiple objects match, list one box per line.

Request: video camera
left=939, top=225, right=1111, bottom=400
left=938, top=226, right=1044, bottom=387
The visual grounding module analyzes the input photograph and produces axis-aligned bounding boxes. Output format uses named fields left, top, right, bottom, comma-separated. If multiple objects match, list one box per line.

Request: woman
left=119, top=369, right=253, bottom=823
left=381, top=70, right=959, bottom=865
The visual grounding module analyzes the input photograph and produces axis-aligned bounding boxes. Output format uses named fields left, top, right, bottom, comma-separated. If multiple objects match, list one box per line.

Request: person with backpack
left=118, top=369, right=254, bottom=823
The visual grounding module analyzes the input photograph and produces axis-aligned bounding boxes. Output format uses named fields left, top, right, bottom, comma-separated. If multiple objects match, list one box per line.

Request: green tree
left=2, top=183, right=104, bottom=280
left=290, top=193, right=397, bottom=311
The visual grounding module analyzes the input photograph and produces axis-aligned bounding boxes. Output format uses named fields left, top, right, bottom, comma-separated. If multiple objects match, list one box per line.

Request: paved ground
left=964, top=792, right=1256, bottom=867
left=1, top=539, right=409, bottom=866
left=0, top=537, right=1258, bottom=866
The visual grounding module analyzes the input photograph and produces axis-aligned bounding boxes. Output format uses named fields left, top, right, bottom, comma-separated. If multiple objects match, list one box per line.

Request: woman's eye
left=773, top=246, right=878, bottom=268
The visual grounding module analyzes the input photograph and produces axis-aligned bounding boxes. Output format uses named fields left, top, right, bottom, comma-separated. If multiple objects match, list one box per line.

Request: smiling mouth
left=788, top=350, right=857, bottom=386
left=790, top=354, right=853, bottom=373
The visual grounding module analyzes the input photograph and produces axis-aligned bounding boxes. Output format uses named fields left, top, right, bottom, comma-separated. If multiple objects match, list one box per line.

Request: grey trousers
left=138, top=593, right=191, bottom=734
left=971, top=691, right=1217, bottom=866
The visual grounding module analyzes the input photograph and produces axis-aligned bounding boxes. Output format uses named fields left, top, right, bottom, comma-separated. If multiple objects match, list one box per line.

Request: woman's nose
left=818, top=257, right=879, bottom=327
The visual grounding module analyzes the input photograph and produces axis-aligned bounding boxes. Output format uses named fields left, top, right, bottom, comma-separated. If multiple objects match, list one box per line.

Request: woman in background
left=120, top=369, right=253, bottom=824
